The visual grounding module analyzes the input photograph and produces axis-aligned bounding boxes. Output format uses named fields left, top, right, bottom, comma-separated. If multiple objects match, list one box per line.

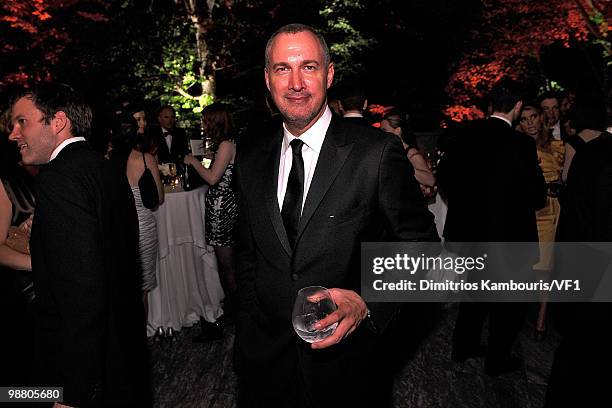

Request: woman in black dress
left=184, top=103, right=237, bottom=340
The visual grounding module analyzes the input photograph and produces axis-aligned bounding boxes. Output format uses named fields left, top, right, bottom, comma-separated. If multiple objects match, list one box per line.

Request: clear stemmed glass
left=292, top=286, right=338, bottom=343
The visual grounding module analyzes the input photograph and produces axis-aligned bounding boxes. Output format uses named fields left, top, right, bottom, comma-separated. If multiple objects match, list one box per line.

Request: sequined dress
left=205, top=162, right=237, bottom=246
left=131, top=186, right=158, bottom=291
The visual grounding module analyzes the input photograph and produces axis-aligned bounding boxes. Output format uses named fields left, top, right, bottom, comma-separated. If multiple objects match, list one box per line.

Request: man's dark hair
left=488, top=80, right=524, bottom=114
left=566, top=101, right=607, bottom=133
left=339, top=82, right=366, bottom=112
left=265, top=23, right=330, bottom=69
left=537, top=91, right=560, bottom=106
left=11, top=82, right=92, bottom=139
left=157, top=104, right=175, bottom=116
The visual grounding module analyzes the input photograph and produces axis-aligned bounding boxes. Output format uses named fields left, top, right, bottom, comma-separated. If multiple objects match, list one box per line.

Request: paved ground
left=150, top=303, right=558, bottom=408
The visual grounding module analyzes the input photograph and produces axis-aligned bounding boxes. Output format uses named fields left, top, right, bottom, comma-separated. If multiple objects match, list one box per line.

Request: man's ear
left=52, top=111, right=69, bottom=136
left=326, top=63, right=334, bottom=89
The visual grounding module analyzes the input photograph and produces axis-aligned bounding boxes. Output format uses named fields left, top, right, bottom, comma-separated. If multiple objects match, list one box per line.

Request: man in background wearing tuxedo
left=234, top=23, right=438, bottom=407
left=9, top=83, right=150, bottom=407
left=154, top=104, right=188, bottom=164
left=439, top=81, right=546, bottom=376
left=338, top=81, right=369, bottom=127
left=545, top=102, right=612, bottom=407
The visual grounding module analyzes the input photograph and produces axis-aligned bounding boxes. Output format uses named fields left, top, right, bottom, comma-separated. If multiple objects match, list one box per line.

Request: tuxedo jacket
left=558, top=131, right=612, bottom=242
left=545, top=131, right=612, bottom=407
left=30, top=142, right=150, bottom=407
left=439, top=117, right=546, bottom=243
left=234, top=117, right=438, bottom=406
left=342, top=115, right=370, bottom=127
left=152, top=126, right=188, bottom=164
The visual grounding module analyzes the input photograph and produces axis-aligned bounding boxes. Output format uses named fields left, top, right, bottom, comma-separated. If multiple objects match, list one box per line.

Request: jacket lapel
left=262, top=129, right=293, bottom=257
left=296, top=117, right=354, bottom=241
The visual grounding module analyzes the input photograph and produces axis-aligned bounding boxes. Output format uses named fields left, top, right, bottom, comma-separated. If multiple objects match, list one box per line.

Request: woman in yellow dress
left=519, top=102, right=565, bottom=340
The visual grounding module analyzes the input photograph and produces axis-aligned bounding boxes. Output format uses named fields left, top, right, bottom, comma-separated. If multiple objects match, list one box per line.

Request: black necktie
left=281, top=139, right=305, bottom=248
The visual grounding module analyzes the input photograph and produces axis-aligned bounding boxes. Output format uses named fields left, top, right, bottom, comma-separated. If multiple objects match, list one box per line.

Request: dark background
left=0, top=0, right=608, bottom=134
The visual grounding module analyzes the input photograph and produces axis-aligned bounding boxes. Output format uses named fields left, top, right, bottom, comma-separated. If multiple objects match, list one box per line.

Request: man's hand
left=310, top=288, right=368, bottom=349
left=53, top=403, right=73, bottom=408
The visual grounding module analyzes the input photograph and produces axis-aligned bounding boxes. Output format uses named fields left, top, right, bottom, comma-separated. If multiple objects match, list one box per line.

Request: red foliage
left=444, top=105, right=486, bottom=123
left=76, top=11, right=109, bottom=22
left=366, top=104, right=395, bottom=116
left=445, top=0, right=610, bottom=121
left=0, top=0, right=110, bottom=86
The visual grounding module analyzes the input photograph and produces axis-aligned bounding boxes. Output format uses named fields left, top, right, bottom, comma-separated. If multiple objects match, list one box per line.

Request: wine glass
left=292, top=286, right=338, bottom=343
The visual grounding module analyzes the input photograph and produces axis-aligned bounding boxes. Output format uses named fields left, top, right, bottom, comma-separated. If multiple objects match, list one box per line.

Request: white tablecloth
left=427, top=192, right=447, bottom=240
left=147, top=185, right=225, bottom=336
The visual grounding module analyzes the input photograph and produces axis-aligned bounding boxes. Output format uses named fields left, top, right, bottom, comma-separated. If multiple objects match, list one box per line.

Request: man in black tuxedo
left=438, top=81, right=546, bottom=376
left=545, top=103, right=612, bottom=407
left=153, top=105, right=188, bottom=164
left=9, top=83, right=150, bottom=407
left=234, top=24, right=438, bottom=407
left=338, top=81, right=369, bottom=127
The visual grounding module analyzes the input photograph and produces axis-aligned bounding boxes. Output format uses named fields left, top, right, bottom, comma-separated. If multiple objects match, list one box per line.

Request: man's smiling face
left=9, top=96, right=59, bottom=165
left=265, top=30, right=334, bottom=136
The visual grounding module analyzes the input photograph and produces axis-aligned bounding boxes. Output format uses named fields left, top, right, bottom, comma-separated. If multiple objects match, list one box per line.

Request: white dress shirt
left=489, top=114, right=512, bottom=127
left=50, top=137, right=86, bottom=162
left=552, top=121, right=561, bottom=140
left=277, top=107, right=332, bottom=213
left=343, top=112, right=364, bottom=118
left=163, top=130, right=172, bottom=151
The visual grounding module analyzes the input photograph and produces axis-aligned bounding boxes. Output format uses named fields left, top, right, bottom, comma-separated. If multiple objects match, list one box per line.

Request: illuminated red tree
left=0, top=0, right=109, bottom=86
left=445, top=0, right=611, bottom=122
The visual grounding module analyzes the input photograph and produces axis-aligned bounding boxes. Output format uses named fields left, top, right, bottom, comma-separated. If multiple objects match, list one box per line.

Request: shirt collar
left=50, top=137, right=86, bottom=162
left=343, top=112, right=363, bottom=118
left=282, top=106, right=332, bottom=155
left=490, top=114, right=513, bottom=127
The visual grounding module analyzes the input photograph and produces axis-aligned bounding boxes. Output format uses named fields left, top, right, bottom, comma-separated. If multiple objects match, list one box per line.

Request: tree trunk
left=194, top=18, right=216, bottom=98
left=183, top=0, right=216, bottom=99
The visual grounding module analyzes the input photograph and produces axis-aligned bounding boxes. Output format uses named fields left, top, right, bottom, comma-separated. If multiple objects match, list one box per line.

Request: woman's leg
left=214, top=246, right=237, bottom=295
left=535, top=268, right=549, bottom=340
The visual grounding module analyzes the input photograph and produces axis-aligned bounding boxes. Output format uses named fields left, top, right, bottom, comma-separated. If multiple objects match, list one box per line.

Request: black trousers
left=236, top=325, right=393, bottom=408
left=544, top=303, right=612, bottom=407
left=452, top=302, right=527, bottom=364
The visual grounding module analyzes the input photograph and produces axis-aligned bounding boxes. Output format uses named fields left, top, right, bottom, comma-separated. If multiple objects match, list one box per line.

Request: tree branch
left=574, top=0, right=611, bottom=56
left=174, top=85, right=196, bottom=99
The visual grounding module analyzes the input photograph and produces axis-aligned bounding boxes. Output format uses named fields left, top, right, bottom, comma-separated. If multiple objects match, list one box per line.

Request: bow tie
left=164, top=132, right=172, bottom=138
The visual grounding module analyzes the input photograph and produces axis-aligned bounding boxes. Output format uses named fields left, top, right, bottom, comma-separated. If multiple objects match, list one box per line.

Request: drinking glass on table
left=292, top=286, right=338, bottom=343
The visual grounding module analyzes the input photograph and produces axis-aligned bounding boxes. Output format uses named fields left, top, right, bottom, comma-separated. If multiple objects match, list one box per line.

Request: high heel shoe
left=154, top=327, right=166, bottom=341
left=166, top=327, right=176, bottom=341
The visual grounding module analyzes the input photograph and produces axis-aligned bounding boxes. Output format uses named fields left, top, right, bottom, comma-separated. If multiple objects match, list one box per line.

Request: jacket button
left=291, top=273, right=299, bottom=281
